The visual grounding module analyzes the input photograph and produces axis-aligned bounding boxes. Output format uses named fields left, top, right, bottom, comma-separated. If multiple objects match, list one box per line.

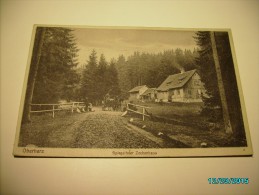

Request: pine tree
left=194, top=31, right=222, bottom=121
left=195, top=31, right=246, bottom=139
left=81, top=50, right=98, bottom=102
left=108, top=58, right=120, bottom=97
left=32, top=27, right=79, bottom=104
left=22, top=27, right=79, bottom=123
left=97, top=54, right=109, bottom=100
left=116, top=55, right=131, bottom=99
left=182, top=49, right=198, bottom=71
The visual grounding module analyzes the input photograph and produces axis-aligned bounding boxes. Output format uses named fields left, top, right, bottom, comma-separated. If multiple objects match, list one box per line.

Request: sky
left=72, top=28, right=198, bottom=66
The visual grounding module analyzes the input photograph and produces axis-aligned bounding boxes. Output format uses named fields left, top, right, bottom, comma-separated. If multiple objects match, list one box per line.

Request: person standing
left=84, top=97, right=89, bottom=111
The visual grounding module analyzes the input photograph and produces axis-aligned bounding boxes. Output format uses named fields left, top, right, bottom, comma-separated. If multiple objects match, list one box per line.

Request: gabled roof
left=129, top=85, right=147, bottom=93
left=141, top=88, right=156, bottom=96
left=156, top=70, right=196, bottom=91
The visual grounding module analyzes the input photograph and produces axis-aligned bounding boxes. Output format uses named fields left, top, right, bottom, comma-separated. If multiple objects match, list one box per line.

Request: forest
left=22, top=27, right=246, bottom=139
left=80, top=48, right=199, bottom=103
left=26, top=27, right=200, bottom=105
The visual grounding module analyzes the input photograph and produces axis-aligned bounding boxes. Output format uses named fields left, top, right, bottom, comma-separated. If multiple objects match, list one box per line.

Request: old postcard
left=13, top=25, right=253, bottom=157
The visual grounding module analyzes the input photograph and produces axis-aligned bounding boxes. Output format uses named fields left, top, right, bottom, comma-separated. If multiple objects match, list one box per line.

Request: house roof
left=156, top=70, right=196, bottom=91
left=141, top=88, right=156, bottom=96
left=129, top=85, right=147, bottom=93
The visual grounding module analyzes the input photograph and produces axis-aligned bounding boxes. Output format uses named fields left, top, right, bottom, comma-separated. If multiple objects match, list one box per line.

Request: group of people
left=82, top=93, right=125, bottom=112
left=102, top=93, right=123, bottom=111
left=82, top=98, right=93, bottom=112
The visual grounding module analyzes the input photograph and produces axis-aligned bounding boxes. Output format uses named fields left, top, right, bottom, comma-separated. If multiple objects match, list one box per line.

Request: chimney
left=180, top=67, right=185, bottom=74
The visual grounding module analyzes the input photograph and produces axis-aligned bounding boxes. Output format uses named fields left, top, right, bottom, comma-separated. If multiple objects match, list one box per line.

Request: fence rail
left=126, top=103, right=150, bottom=121
left=30, top=102, right=85, bottom=118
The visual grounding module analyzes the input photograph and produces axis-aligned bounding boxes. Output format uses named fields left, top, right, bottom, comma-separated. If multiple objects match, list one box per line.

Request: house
left=128, top=85, right=148, bottom=101
left=140, top=88, right=156, bottom=100
left=156, top=69, right=206, bottom=102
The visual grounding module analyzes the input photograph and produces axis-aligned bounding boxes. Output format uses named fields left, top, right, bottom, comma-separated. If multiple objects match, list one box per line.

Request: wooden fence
left=30, top=102, right=85, bottom=118
left=126, top=103, right=150, bottom=121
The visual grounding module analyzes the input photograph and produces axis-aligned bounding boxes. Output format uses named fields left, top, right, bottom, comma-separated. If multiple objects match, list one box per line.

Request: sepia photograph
left=13, top=25, right=252, bottom=157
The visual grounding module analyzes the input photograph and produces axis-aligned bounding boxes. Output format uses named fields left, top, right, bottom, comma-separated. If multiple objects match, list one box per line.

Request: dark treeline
left=28, top=27, right=199, bottom=106
left=79, top=48, right=199, bottom=102
left=80, top=51, right=120, bottom=104
left=195, top=31, right=245, bottom=138
left=115, top=48, right=199, bottom=98
left=32, top=27, right=80, bottom=104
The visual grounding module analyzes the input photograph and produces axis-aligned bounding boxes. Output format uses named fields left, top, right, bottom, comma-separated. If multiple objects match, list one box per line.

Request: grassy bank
left=126, top=101, right=247, bottom=147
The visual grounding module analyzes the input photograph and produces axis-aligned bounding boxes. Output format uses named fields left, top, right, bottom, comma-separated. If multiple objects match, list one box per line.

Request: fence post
left=52, top=105, right=55, bottom=118
left=71, top=102, right=74, bottom=113
left=142, top=107, right=145, bottom=121
left=29, top=104, right=32, bottom=116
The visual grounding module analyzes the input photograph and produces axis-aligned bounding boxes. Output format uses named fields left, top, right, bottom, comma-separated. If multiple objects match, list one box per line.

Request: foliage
left=194, top=31, right=223, bottom=121
left=116, top=55, right=131, bottom=99
left=108, top=58, right=121, bottom=97
left=195, top=31, right=246, bottom=138
left=81, top=50, right=99, bottom=102
left=80, top=48, right=198, bottom=102
left=32, top=27, right=79, bottom=103
left=115, top=48, right=198, bottom=98
left=80, top=51, right=121, bottom=103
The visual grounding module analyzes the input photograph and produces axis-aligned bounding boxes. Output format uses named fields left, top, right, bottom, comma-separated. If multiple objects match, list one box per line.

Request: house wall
left=169, top=73, right=205, bottom=102
left=157, top=73, right=206, bottom=103
left=129, top=93, right=138, bottom=101
left=169, top=88, right=184, bottom=102
left=157, top=91, right=169, bottom=102
left=142, top=91, right=156, bottom=100
left=182, top=72, right=204, bottom=102
left=129, top=86, right=149, bottom=101
left=142, top=94, right=150, bottom=100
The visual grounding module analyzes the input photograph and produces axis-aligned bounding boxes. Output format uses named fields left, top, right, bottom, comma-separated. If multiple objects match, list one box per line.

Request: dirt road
left=69, top=107, right=161, bottom=148
left=20, top=107, right=164, bottom=148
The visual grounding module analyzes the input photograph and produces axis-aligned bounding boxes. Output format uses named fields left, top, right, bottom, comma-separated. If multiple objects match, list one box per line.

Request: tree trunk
left=22, top=27, right=46, bottom=123
left=210, top=31, right=233, bottom=134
